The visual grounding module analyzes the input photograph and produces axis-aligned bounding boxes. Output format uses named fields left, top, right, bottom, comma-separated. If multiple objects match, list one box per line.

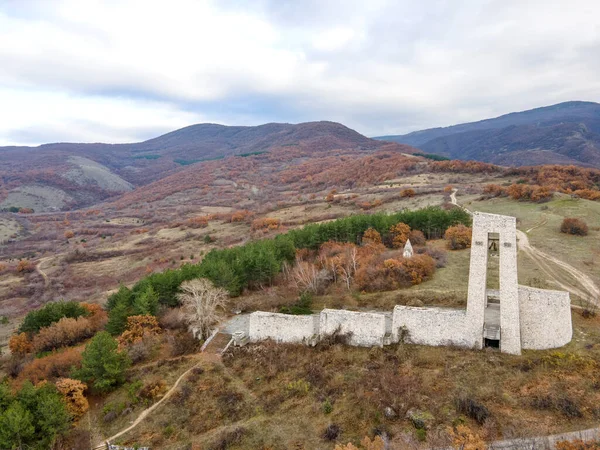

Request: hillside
left=0, top=121, right=398, bottom=212
left=375, top=101, right=600, bottom=168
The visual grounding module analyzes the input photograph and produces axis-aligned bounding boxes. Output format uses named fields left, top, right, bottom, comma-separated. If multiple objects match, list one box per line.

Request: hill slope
left=375, top=101, right=600, bottom=167
left=0, top=121, right=398, bottom=211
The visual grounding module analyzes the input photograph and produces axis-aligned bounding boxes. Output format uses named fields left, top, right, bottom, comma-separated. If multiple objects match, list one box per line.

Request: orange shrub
left=18, top=207, right=34, bottom=214
left=64, top=230, right=75, bottom=239
left=325, top=189, right=337, bottom=202
left=560, top=218, right=588, bottom=236
left=32, top=317, right=93, bottom=353
left=400, top=188, right=416, bottom=198
left=573, top=189, right=600, bottom=201
left=56, top=378, right=89, bottom=420
left=251, top=217, right=281, bottom=231
left=17, top=347, right=83, bottom=385
left=390, top=223, right=411, bottom=248
left=443, top=185, right=453, bottom=193
left=556, top=440, right=600, bottom=450
left=355, top=254, right=435, bottom=291
left=483, top=184, right=505, bottom=197
left=408, top=229, right=426, bottom=246
left=362, top=228, right=382, bottom=245
left=444, top=224, right=472, bottom=250
left=187, top=216, right=209, bottom=228
left=118, top=314, right=161, bottom=347
left=81, top=303, right=108, bottom=329
left=9, top=332, right=33, bottom=355
left=16, top=259, right=34, bottom=273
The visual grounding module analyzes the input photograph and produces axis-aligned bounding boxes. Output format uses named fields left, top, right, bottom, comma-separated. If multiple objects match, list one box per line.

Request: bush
left=560, top=218, right=588, bottom=236
left=280, top=292, right=313, bottom=315
left=19, top=301, right=89, bottom=334
left=17, top=347, right=83, bottom=385
left=455, top=396, right=490, bottom=425
left=444, top=224, right=472, bottom=250
left=117, top=315, right=161, bottom=347
left=9, top=332, right=33, bottom=355
left=323, top=424, right=341, bottom=441
left=55, top=378, right=89, bottom=420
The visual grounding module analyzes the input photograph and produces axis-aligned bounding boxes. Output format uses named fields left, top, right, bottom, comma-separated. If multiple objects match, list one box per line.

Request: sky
left=1, top=0, right=599, bottom=146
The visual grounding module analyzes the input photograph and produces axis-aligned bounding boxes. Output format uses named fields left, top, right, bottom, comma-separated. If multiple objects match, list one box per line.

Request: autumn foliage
left=362, top=228, right=382, bottom=245
left=251, top=217, right=281, bottom=232
left=9, top=332, right=33, bottom=355
left=117, top=314, right=162, bottom=347
left=17, top=347, right=83, bottom=386
left=556, top=440, right=600, bottom=450
left=560, top=218, right=589, bottom=236
left=16, top=259, right=34, bottom=273
left=390, top=223, right=410, bottom=248
left=444, top=224, right=472, bottom=250
left=400, top=188, right=416, bottom=198
left=55, top=378, right=89, bottom=420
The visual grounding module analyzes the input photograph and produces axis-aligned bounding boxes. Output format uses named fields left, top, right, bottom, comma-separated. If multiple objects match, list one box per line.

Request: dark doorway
left=484, top=338, right=500, bottom=349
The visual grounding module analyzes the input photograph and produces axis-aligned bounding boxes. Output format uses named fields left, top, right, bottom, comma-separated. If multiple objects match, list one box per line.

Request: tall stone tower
left=466, top=213, right=521, bottom=355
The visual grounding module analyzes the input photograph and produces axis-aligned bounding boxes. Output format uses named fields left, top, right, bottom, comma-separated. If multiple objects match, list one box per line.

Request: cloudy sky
left=1, top=0, right=599, bottom=145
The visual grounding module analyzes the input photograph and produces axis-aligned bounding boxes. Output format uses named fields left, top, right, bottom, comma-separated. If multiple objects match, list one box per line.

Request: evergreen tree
left=133, top=285, right=159, bottom=316
left=0, top=402, right=35, bottom=450
left=74, top=331, right=130, bottom=393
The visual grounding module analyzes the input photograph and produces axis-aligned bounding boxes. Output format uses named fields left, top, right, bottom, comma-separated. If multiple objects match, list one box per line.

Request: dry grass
left=110, top=313, right=600, bottom=449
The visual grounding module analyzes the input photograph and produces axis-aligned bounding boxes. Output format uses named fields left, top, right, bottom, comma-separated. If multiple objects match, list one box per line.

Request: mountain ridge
left=374, top=101, right=600, bottom=167
left=0, top=121, right=408, bottom=212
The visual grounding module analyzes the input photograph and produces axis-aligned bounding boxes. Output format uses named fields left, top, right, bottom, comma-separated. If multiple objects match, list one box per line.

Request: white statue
left=403, top=239, right=413, bottom=258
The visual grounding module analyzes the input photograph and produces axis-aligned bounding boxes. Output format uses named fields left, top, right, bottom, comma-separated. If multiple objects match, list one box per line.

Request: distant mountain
left=374, top=101, right=600, bottom=168
left=0, top=121, right=409, bottom=211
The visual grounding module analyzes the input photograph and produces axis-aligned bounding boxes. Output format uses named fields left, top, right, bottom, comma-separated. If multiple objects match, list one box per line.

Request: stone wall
left=319, top=309, right=387, bottom=347
left=518, top=285, right=572, bottom=350
left=248, top=311, right=318, bottom=344
left=392, top=305, right=473, bottom=347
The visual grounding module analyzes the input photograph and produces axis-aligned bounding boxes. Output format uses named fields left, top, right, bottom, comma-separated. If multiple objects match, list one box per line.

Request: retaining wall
left=319, top=309, right=387, bottom=347
left=392, top=305, right=472, bottom=347
left=518, top=285, right=572, bottom=350
left=248, top=311, right=318, bottom=344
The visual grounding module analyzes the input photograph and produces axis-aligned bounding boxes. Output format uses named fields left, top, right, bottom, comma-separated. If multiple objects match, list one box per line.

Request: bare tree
left=291, top=257, right=323, bottom=294
left=176, top=278, right=228, bottom=339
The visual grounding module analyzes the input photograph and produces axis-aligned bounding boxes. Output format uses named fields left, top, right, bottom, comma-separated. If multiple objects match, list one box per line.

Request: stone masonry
left=245, top=212, right=572, bottom=355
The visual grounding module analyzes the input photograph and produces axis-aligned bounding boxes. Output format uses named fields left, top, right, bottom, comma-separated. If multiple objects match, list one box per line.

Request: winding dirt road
left=451, top=189, right=599, bottom=306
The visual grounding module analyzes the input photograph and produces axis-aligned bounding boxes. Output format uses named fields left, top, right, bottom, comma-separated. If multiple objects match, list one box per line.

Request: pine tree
left=74, top=331, right=130, bottom=393
left=133, top=285, right=159, bottom=316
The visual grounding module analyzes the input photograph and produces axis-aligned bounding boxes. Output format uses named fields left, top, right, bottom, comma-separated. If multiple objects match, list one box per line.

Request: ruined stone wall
left=518, top=286, right=572, bottom=350
left=392, top=305, right=473, bottom=347
left=319, top=309, right=387, bottom=347
left=248, top=311, right=318, bottom=343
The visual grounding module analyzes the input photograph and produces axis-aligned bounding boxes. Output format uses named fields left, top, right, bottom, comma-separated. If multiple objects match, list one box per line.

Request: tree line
left=104, top=206, right=470, bottom=332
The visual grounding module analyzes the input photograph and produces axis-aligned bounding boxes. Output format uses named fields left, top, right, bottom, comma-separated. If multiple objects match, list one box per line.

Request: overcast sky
left=1, top=0, right=599, bottom=146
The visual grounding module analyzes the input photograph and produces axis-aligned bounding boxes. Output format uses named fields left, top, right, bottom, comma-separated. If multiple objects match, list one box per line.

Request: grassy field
left=468, top=194, right=600, bottom=300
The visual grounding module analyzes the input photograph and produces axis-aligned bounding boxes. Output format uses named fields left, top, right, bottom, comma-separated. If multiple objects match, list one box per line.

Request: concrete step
left=483, top=324, right=501, bottom=340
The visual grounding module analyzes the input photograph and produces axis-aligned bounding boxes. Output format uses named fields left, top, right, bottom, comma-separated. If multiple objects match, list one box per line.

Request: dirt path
left=99, top=355, right=212, bottom=447
left=97, top=336, right=231, bottom=448
left=451, top=190, right=599, bottom=306
left=35, top=257, right=51, bottom=287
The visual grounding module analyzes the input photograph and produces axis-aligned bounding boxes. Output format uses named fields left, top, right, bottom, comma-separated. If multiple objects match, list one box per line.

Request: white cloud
left=0, top=87, right=205, bottom=145
left=0, top=0, right=599, bottom=144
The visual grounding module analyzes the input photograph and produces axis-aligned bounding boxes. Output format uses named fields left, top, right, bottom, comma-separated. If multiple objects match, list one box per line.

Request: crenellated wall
left=392, top=305, right=473, bottom=348
left=518, top=285, right=572, bottom=350
left=319, top=309, right=387, bottom=347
